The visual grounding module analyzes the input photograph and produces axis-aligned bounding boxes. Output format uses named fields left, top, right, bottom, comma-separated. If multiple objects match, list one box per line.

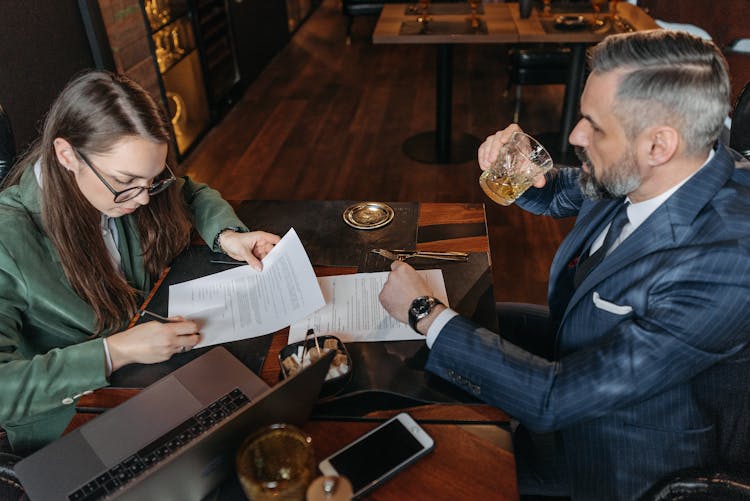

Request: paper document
left=288, top=270, right=449, bottom=344
left=168, top=229, right=325, bottom=348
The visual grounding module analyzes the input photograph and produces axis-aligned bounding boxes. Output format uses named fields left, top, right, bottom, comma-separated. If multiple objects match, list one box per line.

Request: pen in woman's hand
left=210, top=259, right=246, bottom=266
left=139, top=309, right=172, bottom=323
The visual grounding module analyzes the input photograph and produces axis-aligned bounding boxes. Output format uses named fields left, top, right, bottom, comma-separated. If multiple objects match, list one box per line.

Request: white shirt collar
left=592, top=149, right=714, bottom=255
left=33, top=159, right=42, bottom=186
left=624, top=148, right=714, bottom=231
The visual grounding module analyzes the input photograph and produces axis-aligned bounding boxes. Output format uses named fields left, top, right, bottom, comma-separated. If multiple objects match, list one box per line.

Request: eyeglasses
left=75, top=149, right=177, bottom=203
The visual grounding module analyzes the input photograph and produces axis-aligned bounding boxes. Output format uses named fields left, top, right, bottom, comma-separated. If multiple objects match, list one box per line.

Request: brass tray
left=342, top=202, right=394, bottom=230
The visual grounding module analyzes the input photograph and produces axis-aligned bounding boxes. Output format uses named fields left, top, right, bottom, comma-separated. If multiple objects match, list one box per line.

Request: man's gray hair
left=590, top=30, right=730, bottom=155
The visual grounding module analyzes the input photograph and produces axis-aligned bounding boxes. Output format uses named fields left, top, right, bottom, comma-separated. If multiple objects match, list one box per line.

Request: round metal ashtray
left=555, top=15, right=588, bottom=30
left=342, top=201, right=394, bottom=230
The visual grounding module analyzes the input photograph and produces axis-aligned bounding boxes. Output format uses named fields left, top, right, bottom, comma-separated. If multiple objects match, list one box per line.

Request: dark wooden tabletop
left=69, top=202, right=517, bottom=500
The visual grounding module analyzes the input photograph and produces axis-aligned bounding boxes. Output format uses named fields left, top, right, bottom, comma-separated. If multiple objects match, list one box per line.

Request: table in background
left=511, top=2, right=658, bottom=157
left=373, top=2, right=658, bottom=163
left=374, top=3, right=518, bottom=164
left=71, top=202, right=518, bottom=500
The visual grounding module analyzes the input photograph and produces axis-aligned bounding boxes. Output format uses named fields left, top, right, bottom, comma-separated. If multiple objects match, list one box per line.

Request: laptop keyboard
left=67, top=388, right=251, bottom=501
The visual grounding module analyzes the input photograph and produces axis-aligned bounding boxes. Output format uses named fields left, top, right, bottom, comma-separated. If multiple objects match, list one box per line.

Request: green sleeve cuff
left=60, top=338, right=111, bottom=393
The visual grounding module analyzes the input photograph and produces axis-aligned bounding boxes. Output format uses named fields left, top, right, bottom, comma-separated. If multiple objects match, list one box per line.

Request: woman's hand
left=106, top=318, right=200, bottom=372
left=218, top=230, right=281, bottom=271
left=379, top=261, right=435, bottom=324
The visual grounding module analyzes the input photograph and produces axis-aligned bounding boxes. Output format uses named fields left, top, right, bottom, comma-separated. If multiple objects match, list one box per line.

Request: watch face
left=410, top=297, right=431, bottom=316
left=409, top=296, right=441, bottom=333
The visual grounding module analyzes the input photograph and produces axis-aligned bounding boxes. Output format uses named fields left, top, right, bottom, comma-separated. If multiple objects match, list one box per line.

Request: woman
left=0, top=71, right=279, bottom=454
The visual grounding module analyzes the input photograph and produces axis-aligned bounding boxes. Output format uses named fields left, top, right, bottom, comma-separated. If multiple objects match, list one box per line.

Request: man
left=379, top=30, right=750, bottom=500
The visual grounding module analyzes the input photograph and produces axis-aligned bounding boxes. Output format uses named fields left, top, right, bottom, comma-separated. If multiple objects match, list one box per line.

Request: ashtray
left=279, top=332, right=352, bottom=398
left=554, top=15, right=588, bottom=30
left=342, top=201, right=394, bottom=230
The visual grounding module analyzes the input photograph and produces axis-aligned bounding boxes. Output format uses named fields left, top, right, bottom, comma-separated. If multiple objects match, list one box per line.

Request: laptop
left=16, top=346, right=335, bottom=501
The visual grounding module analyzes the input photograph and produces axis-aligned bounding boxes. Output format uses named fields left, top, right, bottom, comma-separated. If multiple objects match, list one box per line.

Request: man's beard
left=576, top=146, right=641, bottom=200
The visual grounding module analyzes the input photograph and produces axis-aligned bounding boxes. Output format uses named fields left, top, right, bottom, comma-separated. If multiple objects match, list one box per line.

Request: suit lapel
left=115, top=215, right=150, bottom=293
left=562, top=144, right=736, bottom=313
left=17, top=167, right=65, bottom=269
left=547, top=198, right=622, bottom=318
left=550, top=199, right=621, bottom=281
left=566, top=208, right=672, bottom=309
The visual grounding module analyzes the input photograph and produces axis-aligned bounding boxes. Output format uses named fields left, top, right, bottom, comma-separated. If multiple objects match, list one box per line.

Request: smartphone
left=318, top=412, right=434, bottom=498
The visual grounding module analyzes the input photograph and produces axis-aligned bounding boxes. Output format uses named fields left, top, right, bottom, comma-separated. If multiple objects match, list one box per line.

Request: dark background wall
left=0, top=1, right=94, bottom=154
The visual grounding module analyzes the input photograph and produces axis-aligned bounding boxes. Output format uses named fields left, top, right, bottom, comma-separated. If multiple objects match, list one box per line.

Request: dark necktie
left=573, top=203, right=629, bottom=288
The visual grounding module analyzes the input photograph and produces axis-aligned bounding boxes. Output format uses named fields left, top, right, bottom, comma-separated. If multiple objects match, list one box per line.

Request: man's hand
left=478, top=124, right=547, bottom=188
left=218, top=230, right=281, bottom=271
left=379, top=261, right=434, bottom=324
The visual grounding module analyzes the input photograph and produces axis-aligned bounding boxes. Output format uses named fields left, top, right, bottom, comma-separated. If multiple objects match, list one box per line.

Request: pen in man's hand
left=210, top=259, right=246, bottom=266
left=139, top=309, right=172, bottom=323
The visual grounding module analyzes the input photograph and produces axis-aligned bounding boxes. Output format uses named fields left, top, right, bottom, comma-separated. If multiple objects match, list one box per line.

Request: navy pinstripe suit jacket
left=426, top=144, right=750, bottom=500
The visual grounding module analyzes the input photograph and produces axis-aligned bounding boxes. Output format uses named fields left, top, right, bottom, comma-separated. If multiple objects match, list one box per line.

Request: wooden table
left=373, top=2, right=658, bottom=162
left=72, top=202, right=518, bottom=500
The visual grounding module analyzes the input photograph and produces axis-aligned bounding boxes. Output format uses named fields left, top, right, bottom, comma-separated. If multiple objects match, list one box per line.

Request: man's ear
left=640, top=126, right=679, bottom=167
left=52, top=138, right=80, bottom=173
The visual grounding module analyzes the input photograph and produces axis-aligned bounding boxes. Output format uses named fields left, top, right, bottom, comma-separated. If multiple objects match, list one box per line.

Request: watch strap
left=213, top=226, right=247, bottom=253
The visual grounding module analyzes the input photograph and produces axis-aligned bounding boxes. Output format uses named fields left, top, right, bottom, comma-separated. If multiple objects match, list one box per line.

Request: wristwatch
left=213, top=226, right=247, bottom=253
left=408, top=296, right=443, bottom=333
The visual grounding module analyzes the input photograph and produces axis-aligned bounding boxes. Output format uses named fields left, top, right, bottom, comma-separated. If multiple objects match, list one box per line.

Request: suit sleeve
left=0, top=241, right=109, bottom=448
left=514, top=167, right=586, bottom=218
left=425, top=244, right=750, bottom=433
left=178, top=176, right=250, bottom=251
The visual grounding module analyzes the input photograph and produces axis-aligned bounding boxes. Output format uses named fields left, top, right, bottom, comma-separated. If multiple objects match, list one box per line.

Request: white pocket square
left=592, top=292, right=633, bottom=315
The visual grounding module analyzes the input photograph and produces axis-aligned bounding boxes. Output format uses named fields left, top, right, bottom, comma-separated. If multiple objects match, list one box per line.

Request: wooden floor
left=182, top=0, right=575, bottom=305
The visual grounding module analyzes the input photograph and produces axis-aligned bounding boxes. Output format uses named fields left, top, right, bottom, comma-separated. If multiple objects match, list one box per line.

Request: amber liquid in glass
left=479, top=170, right=533, bottom=206
left=237, top=426, right=315, bottom=501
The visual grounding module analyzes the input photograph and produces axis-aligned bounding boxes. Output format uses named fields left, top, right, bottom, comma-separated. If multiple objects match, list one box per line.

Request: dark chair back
left=730, top=82, right=750, bottom=160
left=641, top=464, right=750, bottom=500
left=0, top=105, right=16, bottom=185
left=0, top=452, right=25, bottom=501
left=506, top=46, right=571, bottom=123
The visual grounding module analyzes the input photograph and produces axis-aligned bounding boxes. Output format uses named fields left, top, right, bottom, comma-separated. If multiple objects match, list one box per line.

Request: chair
left=341, top=0, right=385, bottom=44
left=0, top=105, right=16, bottom=185
left=0, top=452, right=25, bottom=501
left=640, top=464, right=750, bottom=500
left=730, top=81, right=750, bottom=160
left=506, top=46, right=572, bottom=123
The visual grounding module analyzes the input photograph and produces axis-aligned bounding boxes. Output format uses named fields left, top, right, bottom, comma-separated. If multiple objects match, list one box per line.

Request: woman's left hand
left=218, top=230, right=281, bottom=271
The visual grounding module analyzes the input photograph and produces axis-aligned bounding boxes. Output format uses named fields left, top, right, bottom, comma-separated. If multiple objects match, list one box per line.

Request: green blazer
left=0, top=166, right=249, bottom=454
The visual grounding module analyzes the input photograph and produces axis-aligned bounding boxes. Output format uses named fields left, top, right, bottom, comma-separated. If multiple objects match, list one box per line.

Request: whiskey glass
left=479, top=132, right=553, bottom=206
left=236, top=424, right=315, bottom=501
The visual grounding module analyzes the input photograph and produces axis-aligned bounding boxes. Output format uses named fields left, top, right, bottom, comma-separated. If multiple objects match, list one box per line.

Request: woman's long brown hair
left=10, top=71, right=192, bottom=334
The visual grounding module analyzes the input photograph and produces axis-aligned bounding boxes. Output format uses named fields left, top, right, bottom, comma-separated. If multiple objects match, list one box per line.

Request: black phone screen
left=328, top=420, right=425, bottom=493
